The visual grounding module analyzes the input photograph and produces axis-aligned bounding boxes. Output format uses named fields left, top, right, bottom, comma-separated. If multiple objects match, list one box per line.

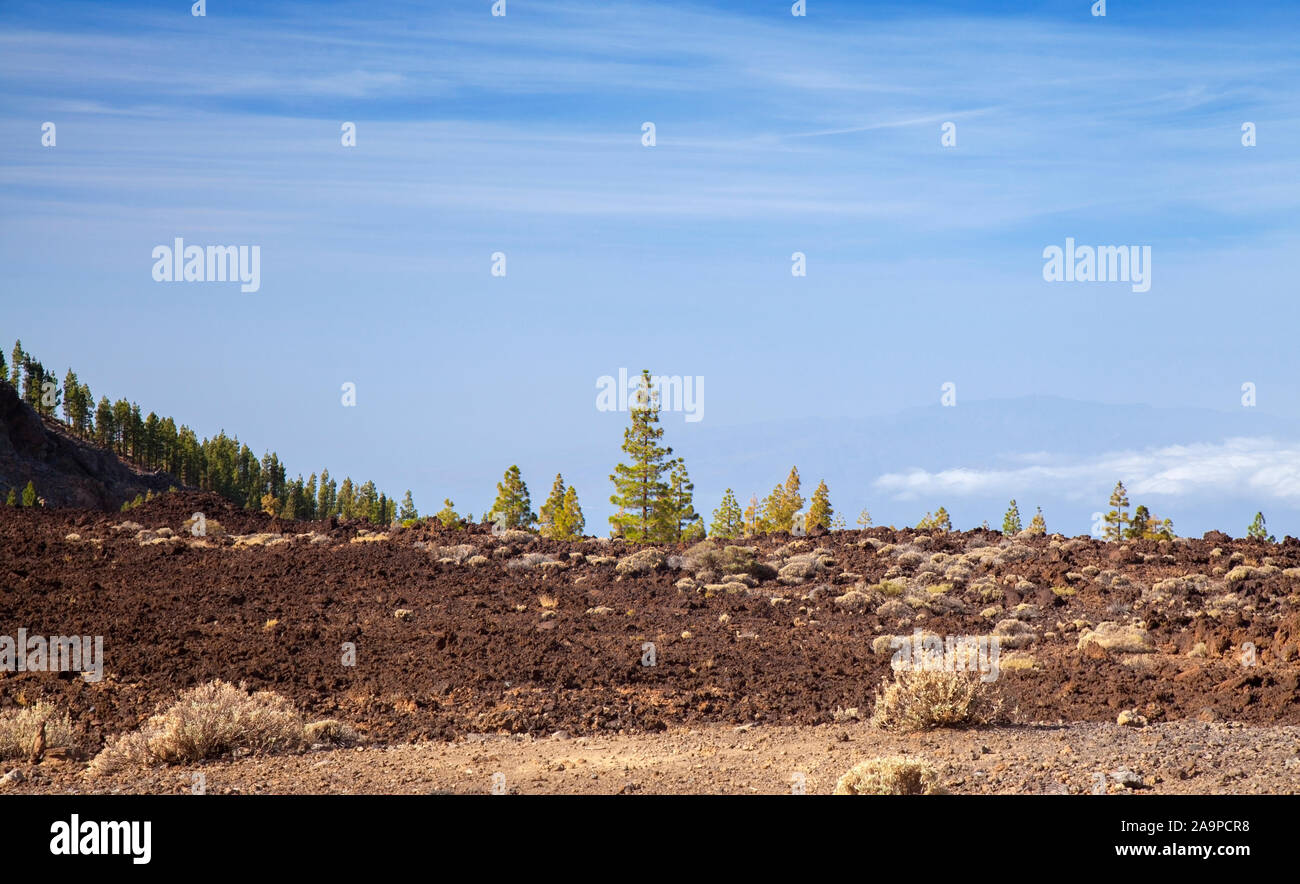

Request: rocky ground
left=9, top=720, right=1300, bottom=795
left=2, top=491, right=1298, bottom=793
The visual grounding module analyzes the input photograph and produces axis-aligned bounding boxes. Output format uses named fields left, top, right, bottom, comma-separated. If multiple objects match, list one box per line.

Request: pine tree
left=761, top=466, right=804, bottom=534
left=1104, top=481, right=1130, bottom=542
left=61, top=369, right=77, bottom=426
left=1028, top=507, right=1046, bottom=536
left=9, top=340, right=22, bottom=388
left=538, top=473, right=566, bottom=538
left=710, top=488, right=745, bottom=539
left=21, top=481, right=36, bottom=507
left=807, top=479, right=832, bottom=530
left=1142, top=512, right=1174, bottom=540
left=355, top=480, right=377, bottom=521
left=0, top=348, right=5, bottom=385
left=93, top=397, right=112, bottom=448
left=111, top=399, right=131, bottom=454
left=302, top=474, right=318, bottom=520
left=4, top=488, right=15, bottom=506
left=1002, top=499, right=1022, bottom=535
left=78, top=383, right=94, bottom=437
left=492, top=465, right=536, bottom=530
left=281, top=480, right=301, bottom=521
left=743, top=494, right=761, bottom=537
left=435, top=498, right=459, bottom=527
left=658, top=462, right=700, bottom=541
left=1247, top=512, right=1274, bottom=542
left=857, top=509, right=872, bottom=528
left=20, top=356, right=46, bottom=412
left=609, top=369, right=676, bottom=542
left=917, top=507, right=952, bottom=532
left=553, top=486, right=585, bottom=540
left=1127, top=505, right=1150, bottom=540
left=317, top=469, right=333, bottom=517
left=398, top=490, right=418, bottom=522
left=337, top=478, right=355, bottom=519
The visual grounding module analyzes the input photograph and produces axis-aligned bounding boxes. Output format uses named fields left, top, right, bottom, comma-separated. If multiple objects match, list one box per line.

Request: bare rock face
left=0, top=381, right=175, bottom=509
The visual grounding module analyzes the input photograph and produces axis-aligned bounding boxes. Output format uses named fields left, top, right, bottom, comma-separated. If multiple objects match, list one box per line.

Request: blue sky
left=2, top=0, right=1299, bottom=535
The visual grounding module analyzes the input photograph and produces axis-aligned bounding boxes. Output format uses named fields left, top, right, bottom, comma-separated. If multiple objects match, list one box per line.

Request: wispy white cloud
left=874, top=438, right=1300, bottom=503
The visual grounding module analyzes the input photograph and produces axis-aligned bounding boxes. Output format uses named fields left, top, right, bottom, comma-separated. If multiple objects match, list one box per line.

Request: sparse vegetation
left=915, top=507, right=952, bottom=533
left=1104, top=481, right=1130, bottom=542
left=1002, top=499, right=1021, bottom=535
left=491, top=465, right=537, bottom=530
left=833, top=756, right=941, bottom=795
left=1248, top=512, right=1276, bottom=543
left=807, top=479, right=833, bottom=531
left=870, top=670, right=1003, bottom=732
left=0, top=702, right=77, bottom=760
left=710, top=488, right=745, bottom=539
left=1027, top=507, right=1046, bottom=536
left=759, top=466, right=804, bottom=534
left=435, top=498, right=461, bottom=528
left=90, top=680, right=308, bottom=773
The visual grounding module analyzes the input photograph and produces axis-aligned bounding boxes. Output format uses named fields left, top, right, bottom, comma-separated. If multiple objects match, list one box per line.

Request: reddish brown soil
left=1, top=492, right=1298, bottom=760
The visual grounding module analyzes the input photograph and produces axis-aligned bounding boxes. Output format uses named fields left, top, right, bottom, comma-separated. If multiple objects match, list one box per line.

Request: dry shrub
left=870, top=670, right=1003, bottom=732
left=506, top=553, right=558, bottom=571
left=833, top=756, right=940, bottom=795
left=90, top=680, right=305, bottom=773
left=683, top=540, right=719, bottom=575
left=303, top=719, right=360, bottom=747
left=0, top=702, right=78, bottom=759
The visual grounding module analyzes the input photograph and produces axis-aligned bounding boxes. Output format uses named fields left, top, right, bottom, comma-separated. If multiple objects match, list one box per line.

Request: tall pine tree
left=491, top=465, right=536, bottom=529
left=807, top=479, right=832, bottom=530
left=538, top=473, right=567, bottom=538
left=553, top=486, right=585, bottom=540
left=609, top=370, right=676, bottom=542
left=658, top=462, right=700, bottom=541
left=398, top=489, right=418, bottom=521
left=710, top=488, right=745, bottom=539
left=760, top=466, right=804, bottom=534
left=1104, top=481, right=1130, bottom=542
left=1002, top=500, right=1022, bottom=535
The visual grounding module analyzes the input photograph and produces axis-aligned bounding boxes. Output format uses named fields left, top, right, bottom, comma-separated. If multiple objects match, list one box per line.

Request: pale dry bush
left=506, top=553, right=558, bottom=571
left=0, top=702, right=77, bottom=759
left=833, top=756, right=940, bottom=795
left=870, top=670, right=1003, bottom=732
left=302, top=718, right=360, bottom=746
left=90, top=680, right=305, bottom=773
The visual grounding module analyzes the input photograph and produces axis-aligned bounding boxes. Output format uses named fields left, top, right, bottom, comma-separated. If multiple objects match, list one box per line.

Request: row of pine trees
left=6, top=347, right=1283, bottom=541
left=3, top=339, right=397, bottom=522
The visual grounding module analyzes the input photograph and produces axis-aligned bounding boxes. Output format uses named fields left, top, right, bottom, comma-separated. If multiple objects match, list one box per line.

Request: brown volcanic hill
left=0, top=380, right=176, bottom=509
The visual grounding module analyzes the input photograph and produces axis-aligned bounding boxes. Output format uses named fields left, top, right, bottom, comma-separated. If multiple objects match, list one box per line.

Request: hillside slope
left=0, top=380, right=176, bottom=509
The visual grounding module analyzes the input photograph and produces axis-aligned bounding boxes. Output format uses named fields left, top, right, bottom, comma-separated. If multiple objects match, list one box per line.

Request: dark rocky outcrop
left=0, top=381, right=176, bottom=509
